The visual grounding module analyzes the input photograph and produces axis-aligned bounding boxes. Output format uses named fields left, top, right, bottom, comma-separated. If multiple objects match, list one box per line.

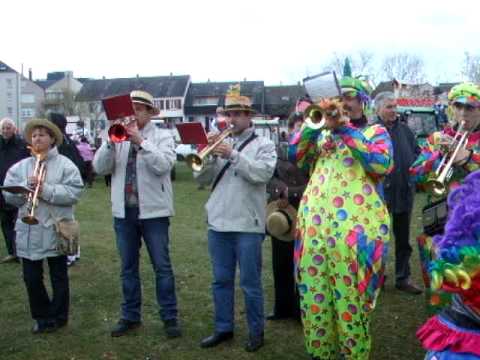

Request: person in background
left=76, top=136, right=95, bottom=187
left=0, top=117, right=29, bottom=263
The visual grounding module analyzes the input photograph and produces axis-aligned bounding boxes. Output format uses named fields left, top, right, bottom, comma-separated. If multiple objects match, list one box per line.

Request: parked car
left=397, top=106, right=445, bottom=146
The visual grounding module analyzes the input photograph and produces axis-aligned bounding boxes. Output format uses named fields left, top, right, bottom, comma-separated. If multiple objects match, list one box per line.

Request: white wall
left=0, top=72, right=19, bottom=124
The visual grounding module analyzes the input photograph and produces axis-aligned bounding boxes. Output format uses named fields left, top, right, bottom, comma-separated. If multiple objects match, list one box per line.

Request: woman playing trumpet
left=410, top=83, right=480, bottom=313
left=293, top=77, right=393, bottom=360
left=2, top=119, right=83, bottom=334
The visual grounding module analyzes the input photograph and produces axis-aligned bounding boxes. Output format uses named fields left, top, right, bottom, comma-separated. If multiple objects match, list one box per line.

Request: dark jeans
left=22, top=256, right=69, bottom=323
left=271, top=237, right=300, bottom=317
left=0, top=208, right=17, bottom=256
left=83, top=161, right=94, bottom=187
left=113, top=207, right=178, bottom=322
left=392, top=211, right=413, bottom=284
left=207, top=230, right=265, bottom=336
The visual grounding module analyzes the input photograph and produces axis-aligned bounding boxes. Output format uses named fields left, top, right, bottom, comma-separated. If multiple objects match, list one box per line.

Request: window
left=7, top=92, right=12, bottom=102
left=7, top=107, right=13, bottom=115
left=6, top=79, right=12, bottom=88
left=193, top=97, right=219, bottom=106
left=22, top=94, right=35, bottom=103
left=21, top=108, right=34, bottom=118
left=165, top=100, right=170, bottom=110
left=174, top=99, right=182, bottom=109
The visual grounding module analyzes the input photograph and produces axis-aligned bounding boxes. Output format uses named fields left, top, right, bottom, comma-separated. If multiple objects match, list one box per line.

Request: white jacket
left=194, top=127, right=277, bottom=233
left=93, top=121, right=176, bottom=219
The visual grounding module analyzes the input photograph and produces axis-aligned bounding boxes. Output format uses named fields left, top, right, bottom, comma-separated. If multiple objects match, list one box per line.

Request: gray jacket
left=93, top=121, right=176, bottom=219
left=194, top=127, right=277, bottom=233
left=2, top=147, right=84, bottom=260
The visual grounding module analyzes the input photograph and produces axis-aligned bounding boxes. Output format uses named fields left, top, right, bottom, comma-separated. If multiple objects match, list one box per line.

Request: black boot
left=245, top=332, right=264, bottom=352
left=200, top=331, right=234, bottom=348
left=164, top=319, right=181, bottom=338
left=110, top=319, right=141, bottom=337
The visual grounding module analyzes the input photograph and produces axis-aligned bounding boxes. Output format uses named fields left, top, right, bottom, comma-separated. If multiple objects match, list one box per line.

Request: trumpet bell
left=426, top=179, right=446, bottom=197
left=108, top=124, right=128, bottom=143
left=185, top=154, right=203, bottom=172
left=22, top=215, right=39, bottom=225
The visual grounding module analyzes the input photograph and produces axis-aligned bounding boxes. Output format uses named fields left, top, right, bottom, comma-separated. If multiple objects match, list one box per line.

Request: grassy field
left=0, top=163, right=429, bottom=360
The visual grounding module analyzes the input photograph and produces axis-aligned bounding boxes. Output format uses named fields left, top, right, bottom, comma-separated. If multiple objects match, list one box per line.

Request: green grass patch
left=0, top=163, right=428, bottom=359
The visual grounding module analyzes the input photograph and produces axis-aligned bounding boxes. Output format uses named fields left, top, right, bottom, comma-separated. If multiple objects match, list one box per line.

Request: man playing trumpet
left=294, top=77, right=393, bottom=360
left=194, top=85, right=277, bottom=352
left=93, top=90, right=181, bottom=338
left=410, top=82, right=480, bottom=312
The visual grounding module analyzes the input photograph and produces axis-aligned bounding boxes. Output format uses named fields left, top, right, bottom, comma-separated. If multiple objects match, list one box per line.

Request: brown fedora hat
left=266, top=200, right=297, bottom=242
left=224, top=84, right=256, bottom=114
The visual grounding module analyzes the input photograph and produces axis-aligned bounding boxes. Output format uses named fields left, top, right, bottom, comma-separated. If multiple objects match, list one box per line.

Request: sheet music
left=303, top=71, right=341, bottom=102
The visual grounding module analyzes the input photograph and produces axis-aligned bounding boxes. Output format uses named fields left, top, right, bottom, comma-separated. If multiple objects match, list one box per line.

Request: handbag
left=55, top=219, right=80, bottom=256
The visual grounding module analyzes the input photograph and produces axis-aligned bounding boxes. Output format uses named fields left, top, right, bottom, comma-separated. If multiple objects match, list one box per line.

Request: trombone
left=185, top=126, right=233, bottom=172
left=22, top=146, right=47, bottom=225
left=426, top=121, right=470, bottom=197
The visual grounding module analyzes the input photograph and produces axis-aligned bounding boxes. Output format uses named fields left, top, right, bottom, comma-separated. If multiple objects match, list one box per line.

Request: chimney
left=243, top=77, right=247, bottom=82
left=28, top=68, right=32, bottom=81
left=170, top=72, right=173, bottom=77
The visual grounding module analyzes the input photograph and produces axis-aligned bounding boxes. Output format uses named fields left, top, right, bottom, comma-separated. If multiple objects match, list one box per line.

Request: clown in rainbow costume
left=417, top=170, right=480, bottom=359
left=410, top=83, right=480, bottom=312
left=293, top=77, right=393, bottom=360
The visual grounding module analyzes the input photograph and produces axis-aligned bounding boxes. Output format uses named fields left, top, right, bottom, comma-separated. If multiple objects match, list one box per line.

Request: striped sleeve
left=295, top=126, right=321, bottom=175
left=335, top=124, right=393, bottom=178
left=409, top=133, right=442, bottom=185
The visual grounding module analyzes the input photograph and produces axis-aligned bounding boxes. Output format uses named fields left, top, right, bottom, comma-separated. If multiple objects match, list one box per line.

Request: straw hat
left=130, top=90, right=160, bottom=115
left=266, top=200, right=297, bottom=242
left=224, top=84, right=256, bottom=114
left=24, top=118, right=63, bottom=146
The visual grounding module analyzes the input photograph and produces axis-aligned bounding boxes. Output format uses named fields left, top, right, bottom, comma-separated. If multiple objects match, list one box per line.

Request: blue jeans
left=207, top=230, right=265, bottom=336
left=114, top=207, right=178, bottom=322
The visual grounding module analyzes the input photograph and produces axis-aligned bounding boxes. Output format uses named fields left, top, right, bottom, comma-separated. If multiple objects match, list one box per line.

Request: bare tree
left=381, top=53, right=426, bottom=83
left=321, top=50, right=378, bottom=83
left=462, top=52, right=480, bottom=83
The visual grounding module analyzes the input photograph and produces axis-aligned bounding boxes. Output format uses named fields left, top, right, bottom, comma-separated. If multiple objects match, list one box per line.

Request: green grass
left=0, top=163, right=429, bottom=360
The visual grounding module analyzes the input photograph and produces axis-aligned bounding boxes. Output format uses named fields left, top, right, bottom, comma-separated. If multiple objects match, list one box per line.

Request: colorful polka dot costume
left=294, top=121, right=393, bottom=359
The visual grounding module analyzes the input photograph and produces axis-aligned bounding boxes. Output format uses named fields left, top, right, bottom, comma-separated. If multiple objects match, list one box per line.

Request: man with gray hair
left=0, top=118, right=29, bottom=263
left=374, top=92, right=422, bottom=294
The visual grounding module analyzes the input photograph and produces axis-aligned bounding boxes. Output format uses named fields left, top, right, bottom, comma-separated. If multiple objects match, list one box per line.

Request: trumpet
left=426, top=121, right=470, bottom=197
left=304, top=104, right=326, bottom=130
left=22, top=146, right=47, bottom=225
left=185, top=126, right=233, bottom=171
left=108, top=117, right=136, bottom=143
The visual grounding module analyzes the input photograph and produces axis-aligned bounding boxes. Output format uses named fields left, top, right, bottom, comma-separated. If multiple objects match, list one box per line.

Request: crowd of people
left=1, top=80, right=480, bottom=359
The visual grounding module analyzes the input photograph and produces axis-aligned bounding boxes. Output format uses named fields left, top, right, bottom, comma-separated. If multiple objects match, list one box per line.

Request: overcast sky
left=2, top=0, right=479, bottom=85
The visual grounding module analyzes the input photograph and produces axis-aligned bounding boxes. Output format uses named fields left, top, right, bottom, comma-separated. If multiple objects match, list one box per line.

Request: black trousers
left=0, top=208, right=17, bottom=256
left=22, top=256, right=69, bottom=323
left=392, top=211, right=413, bottom=284
left=270, top=237, right=299, bottom=317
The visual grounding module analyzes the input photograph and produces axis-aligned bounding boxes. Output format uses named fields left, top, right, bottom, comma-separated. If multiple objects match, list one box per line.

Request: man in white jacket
left=195, top=85, right=277, bottom=352
left=93, top=90, right=180, bottom=338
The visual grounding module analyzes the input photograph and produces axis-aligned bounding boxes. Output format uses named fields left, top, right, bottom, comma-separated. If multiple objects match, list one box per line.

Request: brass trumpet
left=303, top=104, right=326, bottom=130
left=22, top=147, right=47, bottom=225
left=426, top=121, right=470, bottom=197
left=185, top=126, right=233, bottom=171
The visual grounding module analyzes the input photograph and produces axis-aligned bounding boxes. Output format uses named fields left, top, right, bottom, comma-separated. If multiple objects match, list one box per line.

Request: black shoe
left=164, top=319, right=181, bottom=338
left=32, top=320, right=57, bottom=334
left=110, top=319, right=142, bottom=337
left=200, top=331, right=234, bottom=348
left=56, top=319, right=68, bottom=329
left=245, top=333, right=264, bottom=352
left=395, top=281, right=423, bottom=295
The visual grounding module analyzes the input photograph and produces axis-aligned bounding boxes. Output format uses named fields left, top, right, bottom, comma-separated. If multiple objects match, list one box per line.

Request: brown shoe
left=395, top=281, right=423, bottom=295
left=0, top=255, right=17, bottom=264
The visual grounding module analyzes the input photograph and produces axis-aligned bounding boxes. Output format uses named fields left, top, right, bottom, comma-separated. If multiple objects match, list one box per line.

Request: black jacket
left=0, top=135, right=30, bottom=209
left=375, top=116, right=420, bottom=214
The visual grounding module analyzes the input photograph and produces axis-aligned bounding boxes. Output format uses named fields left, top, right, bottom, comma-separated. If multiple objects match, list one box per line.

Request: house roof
left=35, top=79, right=58, bottom=89
left=75, top=75, right=191, bottom=101
left=184, top=81, right=264, bottom=115
left=0, top=61, right=17, bottom=73
left=371, top=80, right=396, bottom=98
left=264, top=85, right=306, bottom=117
